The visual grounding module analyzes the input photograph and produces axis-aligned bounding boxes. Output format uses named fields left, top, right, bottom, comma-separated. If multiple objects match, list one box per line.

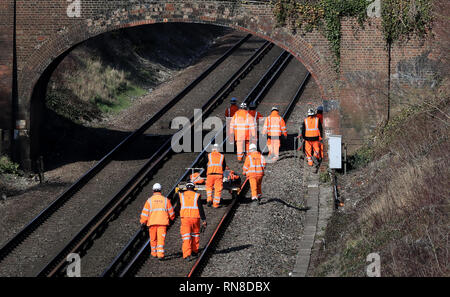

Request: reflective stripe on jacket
left=140, top=193, right=175, bottom=226
left=304, top=117, right=320, bottom=138
left=230, top=109, right=256, bottom=141
left=243, top=152, right=266, bottom=177
left=180, top=191, right=201, bottom=218
left=207, top=152, right=224, bottom=175
left=263, top=111, right=287, bottom=137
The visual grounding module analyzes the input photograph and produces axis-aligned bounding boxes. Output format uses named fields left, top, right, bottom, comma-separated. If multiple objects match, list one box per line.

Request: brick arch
left=20, top=2, right=337, bottom=118
left=16, top=1, right=338, bottom=169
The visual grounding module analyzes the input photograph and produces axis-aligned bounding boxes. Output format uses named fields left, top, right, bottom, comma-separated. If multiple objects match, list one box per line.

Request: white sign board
left=328, top=135, right=342, bottom=169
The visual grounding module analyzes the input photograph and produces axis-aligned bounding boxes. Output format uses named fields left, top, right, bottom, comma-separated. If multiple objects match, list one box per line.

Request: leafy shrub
left=0, top=155, right=19, bottom=174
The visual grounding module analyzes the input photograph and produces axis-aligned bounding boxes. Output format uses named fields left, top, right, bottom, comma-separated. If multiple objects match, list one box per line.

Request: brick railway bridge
left=0, top=0, right=444, bottom=170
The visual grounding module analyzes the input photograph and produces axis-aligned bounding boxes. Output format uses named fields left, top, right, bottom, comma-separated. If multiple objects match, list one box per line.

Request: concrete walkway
left=291, top=165, right=333, bottom=277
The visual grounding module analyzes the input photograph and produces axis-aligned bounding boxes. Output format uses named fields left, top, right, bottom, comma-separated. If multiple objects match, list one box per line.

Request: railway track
left=188, top=72, right=311, bottom=277
left=99, top=56, right=310, bottom=278
left=35, top=43, right=287, bottom=277
left=0, top=33, right=274, bottom=277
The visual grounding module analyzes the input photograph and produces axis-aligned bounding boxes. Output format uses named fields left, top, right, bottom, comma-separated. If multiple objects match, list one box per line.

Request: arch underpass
left=0, top=0, right=439, bottom=169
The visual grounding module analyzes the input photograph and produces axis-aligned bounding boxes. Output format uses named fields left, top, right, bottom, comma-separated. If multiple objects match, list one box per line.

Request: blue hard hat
left=317, top=106, right=324, bottom=111
left=231, top=97, right=237, bottom=103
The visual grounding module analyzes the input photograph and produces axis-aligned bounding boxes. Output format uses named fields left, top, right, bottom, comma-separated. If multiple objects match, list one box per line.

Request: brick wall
left=0, top=0, right=446, bottom=168
left=0, top=0, right=13, bottom=130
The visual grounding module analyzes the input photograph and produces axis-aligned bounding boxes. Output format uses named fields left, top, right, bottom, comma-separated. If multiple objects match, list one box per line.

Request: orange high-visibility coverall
left=179, top=190, right=206, bottom=259
left=317, top=112, right=324, bottom=159
left=263, top=110, right=287, bottom=159
left=301, top=116, right=322, bottom=166
left=243, top=151, right=266, bottom=201
left=140, top=193, right=175, bottom=259
left=230, top=109, right=256, bottom=161
left=206, top=151, right=226, bottom=208
left=225, top=104, right=239, bottom=118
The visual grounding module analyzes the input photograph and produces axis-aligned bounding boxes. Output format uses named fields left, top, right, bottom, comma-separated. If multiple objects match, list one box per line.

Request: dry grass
left=65, top=58, right=128, bottom=105
left=312, top=80, right=449, bottom=277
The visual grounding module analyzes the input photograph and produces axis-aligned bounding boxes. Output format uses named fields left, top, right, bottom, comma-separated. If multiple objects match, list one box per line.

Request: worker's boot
left=312, top=156, right=319, bottom=167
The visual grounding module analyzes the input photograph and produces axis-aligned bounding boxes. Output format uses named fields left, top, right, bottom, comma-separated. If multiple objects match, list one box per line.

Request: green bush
left=0, top=155, right=19, bottom=175
left=347, top=144, right=373, bottom=170
left=319, top=171, right=331, bottom=183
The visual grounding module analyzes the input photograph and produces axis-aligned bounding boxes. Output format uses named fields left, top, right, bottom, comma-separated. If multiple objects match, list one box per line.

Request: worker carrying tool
left=179, top=182, right=207, bottom=261
left=316, top=106, right=324, bottom=160
left=206, top=144, right=227, bottom=208
left=243, top=143, right=266, bottom=204
left=229, top=102, right=256, bottom=162
left=225, top=97, right=239, bottom=118
left=140, top=183, right=175, bottom=260
left=300, top=108, right=323, bottom=168
left=262, top=106, right=287, bottom=161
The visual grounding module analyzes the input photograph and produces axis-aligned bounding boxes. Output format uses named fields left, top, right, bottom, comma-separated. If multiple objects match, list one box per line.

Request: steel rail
left=39, top=40, right=274, bottom=277
left=0, top=34, right=252, bottom=263
left=187, top=71, right=311, bottom=277
left=104, top=50, right=292, bottom=277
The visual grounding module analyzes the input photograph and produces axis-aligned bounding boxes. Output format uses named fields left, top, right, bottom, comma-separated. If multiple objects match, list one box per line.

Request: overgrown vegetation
left=381, top=0, right=433, bottom=45
left=381, top=0, right=434, bottom=122
left=47, top=56, right=147, bottom=123
left=271, top=0, right=434, bottom=73
left=0, top=155, right=20, bottom=175
left=312, top=79, right=449, bottom=276
left=271, top=0, right=370, bottom=70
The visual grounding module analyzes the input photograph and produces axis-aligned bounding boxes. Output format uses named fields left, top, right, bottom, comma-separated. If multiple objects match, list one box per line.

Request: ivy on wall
left=272, top=0, right=370, bottom=71
left=381, top=0, right=433, bottom=45
left=381, top=0, right=433, bottom=122
left=271, top=0, right=433, bottom=72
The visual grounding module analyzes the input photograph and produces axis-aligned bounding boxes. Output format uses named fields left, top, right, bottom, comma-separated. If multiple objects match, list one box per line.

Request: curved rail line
left=101, top=50, right=293, bottom=277
left=0, top=34, right=252, bottom=263
left=38, top=40, right=276, bottom=277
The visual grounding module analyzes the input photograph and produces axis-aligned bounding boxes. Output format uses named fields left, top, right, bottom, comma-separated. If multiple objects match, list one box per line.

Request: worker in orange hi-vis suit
left=243, top=143, right=266, bottom=205
left=316, top=106, right=324, bottom=159
left=225, top=97, right=239, bottom=118
left=300, top=108, right=323, bottom=167
left=140, top=183, right=175, bottom=260
left=229, top=102, right=256, bottom=162
left=206, top=144, right=227, bottom=208
left=262, top=106, right=287, bottom=161
left=179, top=182, right=207, bottom=261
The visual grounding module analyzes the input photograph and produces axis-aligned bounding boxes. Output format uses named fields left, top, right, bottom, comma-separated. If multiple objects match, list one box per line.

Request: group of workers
left=139, top=97, right=324, bottom=262
left=227, top=97, right=287, bottom=162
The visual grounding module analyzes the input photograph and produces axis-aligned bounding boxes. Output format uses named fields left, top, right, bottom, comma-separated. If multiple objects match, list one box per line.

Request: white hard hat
left=212, top=144, right=219, bottom=151
left=272, top=106, right=279, bottom=111
left=307, top=108, right=315, bottom=116
left=153, top=183, right=162, bottom=191
left=240, top=102, right=247, bottom=109
left=249, top=143, right=257, bottom=151
left=186, top=182, right=195, bottom=189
